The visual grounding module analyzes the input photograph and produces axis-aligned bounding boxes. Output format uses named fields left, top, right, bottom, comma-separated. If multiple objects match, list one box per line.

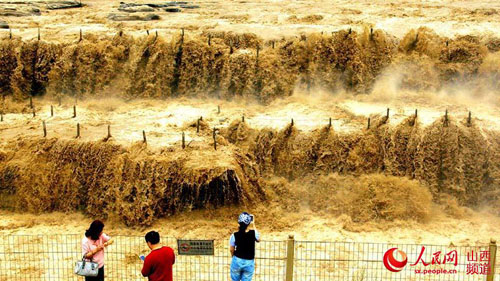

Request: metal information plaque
left=177, top=240, right=214, bottom=256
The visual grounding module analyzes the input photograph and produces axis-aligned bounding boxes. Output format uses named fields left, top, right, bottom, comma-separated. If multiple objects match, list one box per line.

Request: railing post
left=286, top=234, right=295, bottom=281
left=488, top=239, right=497, bottom=281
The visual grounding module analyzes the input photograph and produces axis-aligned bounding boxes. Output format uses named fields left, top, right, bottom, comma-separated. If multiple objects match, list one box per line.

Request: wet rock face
left=47, top=1, right=83, bottom=10
left=111, top=2, right=201, bottom=18
left=0, top=6, right=41, bottom=17
left=118, top=3, right=155, bottom=13
left=181, top=5, right=200, bottom=9
left=107, top=13, right=160, bottom=21
left=116, top=2, right=200, bottom=14
left=0, top=1, right=81, bottom=18
left=165, top=7, right=181, bottom=12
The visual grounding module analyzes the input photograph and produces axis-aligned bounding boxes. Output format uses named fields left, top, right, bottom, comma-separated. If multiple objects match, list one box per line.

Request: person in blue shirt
left=229, top=212, right=260, bottom=281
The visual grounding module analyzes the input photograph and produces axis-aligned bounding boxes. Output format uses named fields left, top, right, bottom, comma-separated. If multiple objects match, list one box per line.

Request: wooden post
left=272, top=41, right=275, bottom=49
left=217, top=105, right=220, bottom=114
left=76, top=123, right=80, bottom=138
left=290, top=118, right=294, bottom=127
left=386, top=108, right=390, bottom=118
left=143, top=130, right=147, bottom=143
left=107, top=125, right=111, bottom=139
left=208, top=34, right=211, bottom=46
left=367, top=117, right=371, bottom=129
left=29, top=97, right=33, bottom=109
left=182, top=132, right=185, bottom=149
left=196, top=118, right=200, bottom=133
left=9, top=28, right=12, bottom=39
left=42, top=121, right=46, bottom=137
left=285, top=235, right=295, bottom=281
left=242, top=116, right=245, bottom=123
left=50, top=105, right=53, bottom=117
left=37, top=27, right=40, bottom=41
left=32, top=108, right=36, bottom=118
left=487, top=239, right=497, bottom=281
left=0, top=111, right=3, bottom=122
left=444, top=109, right=448, bottom=125
left=213, top=127, right=217, bottom=150
left=415, top=109, right=418, bottom=118
left=146, top=30, right=149, bottom=35
left=73, top=105, right=76, bottom=118
left=329, top=117, right=332, bottom=128
left=79, top=29, right=82, bottom=42
left=467, top=111, right=472, bottom=126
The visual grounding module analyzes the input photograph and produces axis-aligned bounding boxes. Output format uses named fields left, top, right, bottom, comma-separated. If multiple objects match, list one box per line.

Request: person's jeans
left=230, top=256, right=255, bottom=281
left=85, top=266, right=104, bottom=281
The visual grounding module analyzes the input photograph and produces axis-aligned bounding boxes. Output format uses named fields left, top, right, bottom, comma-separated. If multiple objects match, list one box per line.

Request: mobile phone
left=139, top=255, right=145, bottom=261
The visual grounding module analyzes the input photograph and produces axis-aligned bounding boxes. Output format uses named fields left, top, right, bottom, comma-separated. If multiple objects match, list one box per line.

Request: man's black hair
left=145, top=231, right=160, bottom=244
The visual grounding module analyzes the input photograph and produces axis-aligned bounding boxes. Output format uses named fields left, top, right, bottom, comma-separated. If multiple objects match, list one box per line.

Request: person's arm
left=141, top=255, right=152, bottom=277
left=82, top=240, right=90, bottom=258
left=84, top=244, right=104, bottom=259
left=229, top=234, right=236, bottom=257
left=102, top=233, right=111, bottom=243
left=252, top=218, right=260, bottom=242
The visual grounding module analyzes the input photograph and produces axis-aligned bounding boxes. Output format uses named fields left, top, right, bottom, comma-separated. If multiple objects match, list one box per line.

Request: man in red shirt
left=141, top=231, right=175, bottom=281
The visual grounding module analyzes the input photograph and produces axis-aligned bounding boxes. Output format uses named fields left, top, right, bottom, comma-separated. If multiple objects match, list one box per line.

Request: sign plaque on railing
left=177, top=239, right=214, bottom=256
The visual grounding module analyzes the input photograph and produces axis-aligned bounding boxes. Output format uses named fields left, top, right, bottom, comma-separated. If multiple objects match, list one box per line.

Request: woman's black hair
left=238, top=222, right=248, bottom=233
left=85, top=220, right=104, bottom=240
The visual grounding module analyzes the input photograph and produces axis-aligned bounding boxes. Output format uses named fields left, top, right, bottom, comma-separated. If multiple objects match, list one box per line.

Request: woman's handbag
left=74, top=255, right=99, bottom=277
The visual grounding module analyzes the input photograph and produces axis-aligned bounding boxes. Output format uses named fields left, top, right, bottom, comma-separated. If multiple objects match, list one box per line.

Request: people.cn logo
left=383, top=248, right=408, bottom=272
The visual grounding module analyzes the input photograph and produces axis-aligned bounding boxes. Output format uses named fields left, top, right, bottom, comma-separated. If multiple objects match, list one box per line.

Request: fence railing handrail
left=0, top=234, right=493, bottom=248
left=294, top=240, right=491, bottom=248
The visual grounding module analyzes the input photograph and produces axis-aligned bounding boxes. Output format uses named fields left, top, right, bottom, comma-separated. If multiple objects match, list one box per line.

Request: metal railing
left=0, top=234, right=496, bottom=281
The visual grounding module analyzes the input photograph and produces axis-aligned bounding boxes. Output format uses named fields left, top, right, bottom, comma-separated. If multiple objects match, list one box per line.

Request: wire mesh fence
left=0, top=235, right=286, bottom=281
left=0, top=235, right=496, bottom=281
left=294, top=241, right=491, bottom=281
